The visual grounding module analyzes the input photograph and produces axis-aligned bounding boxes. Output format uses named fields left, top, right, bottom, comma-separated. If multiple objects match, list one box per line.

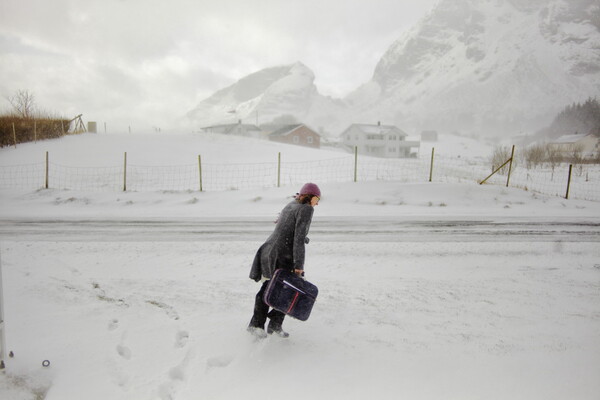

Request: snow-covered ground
left=1, top=132, right=599, bottom=399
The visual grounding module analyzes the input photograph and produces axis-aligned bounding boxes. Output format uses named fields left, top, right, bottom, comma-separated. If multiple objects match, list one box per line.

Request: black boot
left=267, top=310, right=289, bottom=338
left=267, top=323, right=289, bottom=338
left=247, top=326, right=268, bottom=339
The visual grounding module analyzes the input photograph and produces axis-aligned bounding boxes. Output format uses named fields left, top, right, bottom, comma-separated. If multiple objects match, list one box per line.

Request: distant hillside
left=536, top=97, right=600, bottom=139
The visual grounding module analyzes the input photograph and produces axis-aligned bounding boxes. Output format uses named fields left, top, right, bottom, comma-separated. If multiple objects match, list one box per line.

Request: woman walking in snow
left=247, top=182, right=321, bottom=338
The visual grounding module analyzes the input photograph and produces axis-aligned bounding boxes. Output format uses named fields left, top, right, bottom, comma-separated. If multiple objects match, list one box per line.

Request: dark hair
left=296, top=194, right=317, bottom=204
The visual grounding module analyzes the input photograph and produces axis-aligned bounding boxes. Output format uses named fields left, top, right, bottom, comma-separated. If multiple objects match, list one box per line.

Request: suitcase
left=263, top=269, right=318, bottom=321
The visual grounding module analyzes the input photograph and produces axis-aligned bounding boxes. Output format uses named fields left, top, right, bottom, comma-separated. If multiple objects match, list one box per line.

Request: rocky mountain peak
left=187, top=0, right=600, bottom=138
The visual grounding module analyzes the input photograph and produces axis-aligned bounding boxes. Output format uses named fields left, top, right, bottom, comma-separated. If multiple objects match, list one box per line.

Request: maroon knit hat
left=299, top=182, right=321, bottom=197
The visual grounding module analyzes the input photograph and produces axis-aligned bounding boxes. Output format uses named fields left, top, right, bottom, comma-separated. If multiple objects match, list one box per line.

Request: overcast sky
left=0, top=0, right=437, bottom=129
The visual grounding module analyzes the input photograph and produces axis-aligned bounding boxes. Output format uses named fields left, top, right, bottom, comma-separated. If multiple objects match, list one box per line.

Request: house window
left=307, top=136, right=313, bottom=144
left=293, top=136, right=299, bottom=143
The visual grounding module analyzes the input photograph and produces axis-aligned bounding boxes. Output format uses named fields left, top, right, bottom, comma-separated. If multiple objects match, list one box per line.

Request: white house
left=341, top=122, right=420, bottom=158
left=549, top=133, right=599, bottom=157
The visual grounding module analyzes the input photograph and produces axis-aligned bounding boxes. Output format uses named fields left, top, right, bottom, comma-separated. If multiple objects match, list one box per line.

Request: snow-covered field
left=1, top=132, right=599, bottom=400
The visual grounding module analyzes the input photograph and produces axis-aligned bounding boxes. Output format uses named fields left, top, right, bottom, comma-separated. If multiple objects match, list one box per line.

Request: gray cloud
left=0, top=0, right=437, bottom=128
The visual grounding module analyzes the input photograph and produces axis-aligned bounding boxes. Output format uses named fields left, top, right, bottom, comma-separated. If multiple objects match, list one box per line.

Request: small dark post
left=565, top=164, right=573, bottom=199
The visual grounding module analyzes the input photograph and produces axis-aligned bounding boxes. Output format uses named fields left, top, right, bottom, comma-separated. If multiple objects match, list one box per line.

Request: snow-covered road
left=2, top=216, right=600, bottom=242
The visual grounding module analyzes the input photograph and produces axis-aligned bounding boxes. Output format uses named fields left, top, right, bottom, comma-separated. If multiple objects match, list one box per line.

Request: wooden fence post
left=198, top=155, right=203, bottom=192
left=12, top=123, right=17, bottom=148
left=34, top=120, right=37, bottom=143
left=45, top=151, right=49, bottom=189
left=277, top=152, right=281, bottom=188
left=429, top=147, right=435, bottom=182
left=354, top=146, right=358, bottom=182
left=565, top=164, right=573, bottom=199
left=506, top=145, right=515, bottom=187
left=123, top=152, right=127, bottom=192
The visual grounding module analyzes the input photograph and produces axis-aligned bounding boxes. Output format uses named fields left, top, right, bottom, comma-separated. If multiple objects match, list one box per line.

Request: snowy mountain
left=185, top=62, right=345, bottom=135
left=347, top=0, right=600, bottom=136
left=187, top=0, right=600, bottom=138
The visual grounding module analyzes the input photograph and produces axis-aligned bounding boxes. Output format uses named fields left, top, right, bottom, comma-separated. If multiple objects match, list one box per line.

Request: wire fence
left=1, top=151, right=599, bottom=201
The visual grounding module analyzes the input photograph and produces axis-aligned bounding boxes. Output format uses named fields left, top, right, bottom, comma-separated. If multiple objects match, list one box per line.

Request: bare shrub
left=489, top=146, right=514, bottom=175
left=546, top=145, right=563, bottom=168
left=570, top=144, right=585, bottom=164
left=521, top=143, right=546, bottom=169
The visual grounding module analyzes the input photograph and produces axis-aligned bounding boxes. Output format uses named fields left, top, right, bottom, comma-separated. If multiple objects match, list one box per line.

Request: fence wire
left=0, top=162, right=45, bottom=188
left=1, top=154, right=599, bottom=202
left=128, top=164, right=198, bottom=192
left=49, top=163, right=123, bottom=192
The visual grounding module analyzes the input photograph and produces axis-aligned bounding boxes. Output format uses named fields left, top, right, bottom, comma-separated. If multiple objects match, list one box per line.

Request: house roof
left=201, top=123, right=261, bottom=133
left=269, top=124, right=305, bottom=137
left=346, top=123, right=408, bottom=137
left=551, top=133, right=592, bottom=144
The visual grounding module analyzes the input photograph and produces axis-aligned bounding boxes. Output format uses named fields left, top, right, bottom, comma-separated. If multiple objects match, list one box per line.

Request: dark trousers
left=249, top=280, right=285, bottom=329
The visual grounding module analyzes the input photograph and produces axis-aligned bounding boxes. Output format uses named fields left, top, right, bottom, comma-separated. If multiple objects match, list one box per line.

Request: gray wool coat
left=249, top=200, right=314, bottom=282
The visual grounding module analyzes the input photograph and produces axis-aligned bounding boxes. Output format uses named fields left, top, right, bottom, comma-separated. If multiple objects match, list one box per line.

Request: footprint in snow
left=169, top=365, right=185, bottom=381
left=159, top=349, right=194, bottom=400
left=175, top=330, right=189, bottom=348
left=116, top=344, right=132, bottom=360
left=108, top=319, right=119, bottom=331
left=206, top=355, right=234, bottom=369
